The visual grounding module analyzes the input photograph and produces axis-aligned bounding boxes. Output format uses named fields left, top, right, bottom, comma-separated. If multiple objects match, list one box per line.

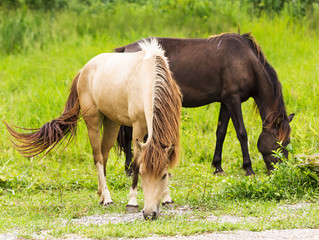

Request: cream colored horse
left=5, top=39, right=182, bottom=220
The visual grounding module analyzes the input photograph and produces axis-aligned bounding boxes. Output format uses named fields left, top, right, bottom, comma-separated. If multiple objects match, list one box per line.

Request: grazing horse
left=5, top=39, right=182, bottom=220
left=116, top=33, right=294, bottom=176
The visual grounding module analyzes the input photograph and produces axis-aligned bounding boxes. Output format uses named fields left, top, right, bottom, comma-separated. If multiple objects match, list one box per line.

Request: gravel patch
left=69, top=212, right=143, bottom=225
left=68, top=207, right=259, bottom=226
left=278, top=202, right=313, bottom=210
left=2, top=229, right=319, bottom=240
left=0, top=233, right=17, bottom=240
left=205, top=214, right=258, bottom=224
left=68, top=207, right=194, bottom=226
left=2, top=204, right=318, bottom=240
left=137, top=229, right=319, bottom=240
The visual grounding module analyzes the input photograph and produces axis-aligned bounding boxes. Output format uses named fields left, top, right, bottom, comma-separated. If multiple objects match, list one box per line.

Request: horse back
left=78, top=52, right=149, bottom=126
left=115, top=34, right=260, bottom=107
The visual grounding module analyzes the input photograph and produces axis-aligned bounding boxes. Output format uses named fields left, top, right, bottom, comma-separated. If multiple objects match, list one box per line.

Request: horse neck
left=151, top=72, right=180, bottom=147
left=140, top=63, right=181, bottom=177
left=147, top=56, right=181, bottom=167
left=254, top=70, right=287, bottom=124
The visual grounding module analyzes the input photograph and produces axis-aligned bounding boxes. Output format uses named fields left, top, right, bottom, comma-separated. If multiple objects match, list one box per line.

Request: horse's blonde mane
left=138, top=38, right=167, bottom=61
left=138, top=39, right=182, bottom=177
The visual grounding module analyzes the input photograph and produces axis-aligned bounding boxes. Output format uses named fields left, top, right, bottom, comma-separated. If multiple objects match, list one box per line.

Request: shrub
left=218, top=145, right=319, bottom=201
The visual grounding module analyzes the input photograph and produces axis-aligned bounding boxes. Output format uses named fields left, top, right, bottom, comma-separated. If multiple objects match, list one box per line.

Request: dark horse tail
left=5, top=73, right=81, bottom=157
left=241, top=33, right=290, bottom=142
left=117, top=126, right=130, bottom=154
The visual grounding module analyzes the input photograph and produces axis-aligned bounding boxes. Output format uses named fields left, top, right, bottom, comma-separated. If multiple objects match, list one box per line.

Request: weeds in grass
left=218, top=145, right=319, bottom=201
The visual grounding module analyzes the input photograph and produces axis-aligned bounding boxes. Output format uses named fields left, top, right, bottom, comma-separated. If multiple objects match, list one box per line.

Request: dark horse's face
left=257, top=114, right=294, bottom=174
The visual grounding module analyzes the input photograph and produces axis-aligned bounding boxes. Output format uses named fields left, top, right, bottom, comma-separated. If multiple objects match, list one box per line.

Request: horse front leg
left=126, top=123, right=147, bottom=213
left=162, top=178, right=174, bottom=208
left=123, top=126, right=147, bottom=177
left=225, top=97, right=255, bottom=176
left=126, top=161, right=139, bottom=212
left=212, top=103, right=230, bottom=174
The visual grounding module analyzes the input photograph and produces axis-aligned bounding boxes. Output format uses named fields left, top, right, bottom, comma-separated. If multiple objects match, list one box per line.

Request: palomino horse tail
left=5, top=73, right=81, bottom=157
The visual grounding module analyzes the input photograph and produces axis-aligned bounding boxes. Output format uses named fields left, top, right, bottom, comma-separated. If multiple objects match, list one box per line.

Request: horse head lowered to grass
left=116, top=33, right=294, bottom=176
left=5, top=39, right=182, bottom=220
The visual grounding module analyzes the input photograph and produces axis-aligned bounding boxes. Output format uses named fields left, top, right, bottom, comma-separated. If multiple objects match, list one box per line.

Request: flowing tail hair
left=4, top=73, right=81, bottom=157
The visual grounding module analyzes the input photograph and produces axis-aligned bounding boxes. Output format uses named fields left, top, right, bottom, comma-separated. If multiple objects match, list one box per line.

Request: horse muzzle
left=143, top=210, right=159, bottom=220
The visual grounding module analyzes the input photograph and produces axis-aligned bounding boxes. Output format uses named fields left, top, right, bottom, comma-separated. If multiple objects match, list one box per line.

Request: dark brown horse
left=116, top=33, right=294, bottom=176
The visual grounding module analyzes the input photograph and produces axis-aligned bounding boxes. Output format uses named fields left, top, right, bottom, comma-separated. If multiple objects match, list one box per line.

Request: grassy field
left=0, top=0, right=319, bottom=239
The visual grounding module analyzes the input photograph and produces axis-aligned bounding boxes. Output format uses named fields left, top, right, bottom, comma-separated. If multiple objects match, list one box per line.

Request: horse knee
left=236, top=128, right=248, bottom=142
left=93, top=154, right=103, bottom=165
left=216, top=127, right=227, bottom=138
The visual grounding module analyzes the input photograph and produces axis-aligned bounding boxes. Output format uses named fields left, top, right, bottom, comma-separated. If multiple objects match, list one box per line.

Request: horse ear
left=165, top=145, right=175, bottom=158
left=288, top=113, right=295, bottom=123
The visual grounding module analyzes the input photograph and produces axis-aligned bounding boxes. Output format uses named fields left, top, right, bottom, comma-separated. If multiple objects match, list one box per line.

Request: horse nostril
left=143, top=211, right=158, bottom=220
left=150, top=211, right=158, bottom=220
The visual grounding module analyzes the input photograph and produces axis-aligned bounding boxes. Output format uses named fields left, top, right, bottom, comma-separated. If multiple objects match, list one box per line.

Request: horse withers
left=5, top=39, right=182, bottom=220
left=116, top=33, right=294, bottom=176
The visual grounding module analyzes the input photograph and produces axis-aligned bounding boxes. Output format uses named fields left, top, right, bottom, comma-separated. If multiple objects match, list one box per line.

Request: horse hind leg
left=98, top=117, right=121, bottom=205
left=101, top=118, right=121, bottom=177
left=83, top=108, right=113, bottom=206
left=212, top=103, right=230, bottom=175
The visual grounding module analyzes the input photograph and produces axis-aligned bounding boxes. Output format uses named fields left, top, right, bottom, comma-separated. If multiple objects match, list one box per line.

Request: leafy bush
left=0, top=0, right=68, bottom=10
left=1, top=0, right=318, bottom=55
left=245, top=0, right=319, bottom=17
left=219, top=148, right=319, bottom=201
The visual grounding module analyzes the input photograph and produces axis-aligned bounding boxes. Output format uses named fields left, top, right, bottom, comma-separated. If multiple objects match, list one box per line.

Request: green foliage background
left=0, top=0, right=319, bottom=238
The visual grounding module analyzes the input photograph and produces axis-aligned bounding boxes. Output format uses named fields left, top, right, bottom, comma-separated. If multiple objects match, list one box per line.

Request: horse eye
left=161, top=173, right=167, bottom=180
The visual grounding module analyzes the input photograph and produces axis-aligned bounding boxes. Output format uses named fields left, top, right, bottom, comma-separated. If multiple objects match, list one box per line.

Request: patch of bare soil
left=2, top=229, right=319, bottom=240
left=138, top=229, right=319, bottom=240
left=1, top=204, right=318, bottom=240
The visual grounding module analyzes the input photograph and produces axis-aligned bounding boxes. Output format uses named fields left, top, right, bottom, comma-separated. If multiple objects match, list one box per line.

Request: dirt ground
left=2, top=229, right=319, bottom=240
left=1, top=205, right=318, bottom=240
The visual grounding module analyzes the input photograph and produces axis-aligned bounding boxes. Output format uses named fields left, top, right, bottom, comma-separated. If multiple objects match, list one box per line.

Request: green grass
left=0, top=0, right=319, bottom=238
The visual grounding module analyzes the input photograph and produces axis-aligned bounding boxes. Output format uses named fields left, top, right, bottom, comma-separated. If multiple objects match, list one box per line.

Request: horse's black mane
left=241, top=33, right=282, bottom=96
left=240, top=33, right=289, bottom=140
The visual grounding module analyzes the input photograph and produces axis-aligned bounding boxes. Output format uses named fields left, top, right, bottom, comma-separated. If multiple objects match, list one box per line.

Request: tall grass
left=218, top=155, right=319, bottom=201
left=2, top=0, right=318, bottom=56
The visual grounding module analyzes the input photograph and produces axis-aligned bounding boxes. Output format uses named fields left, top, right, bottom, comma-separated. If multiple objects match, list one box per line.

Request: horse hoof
left=213, top=170, right=226, bottom=175
left=162, top=201, right=174, bottom=209
left=245, top=170, right=255, bottom=176
left=100, top=201, right=114, bottom=206
left=126, top=204, right=139, bottom=213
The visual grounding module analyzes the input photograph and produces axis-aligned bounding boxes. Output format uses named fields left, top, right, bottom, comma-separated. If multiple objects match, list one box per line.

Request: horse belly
left=99, top=101, right=132, bottom=126
left=93, top=76, right=132, bottom=126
